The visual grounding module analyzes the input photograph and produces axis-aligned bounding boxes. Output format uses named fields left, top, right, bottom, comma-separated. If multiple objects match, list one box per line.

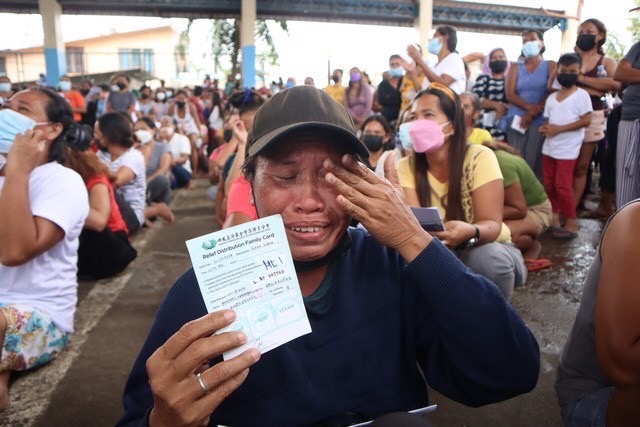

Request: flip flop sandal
left=551, top=229, right=578, bottom=240
left=524, top=258, right=553, bottom=272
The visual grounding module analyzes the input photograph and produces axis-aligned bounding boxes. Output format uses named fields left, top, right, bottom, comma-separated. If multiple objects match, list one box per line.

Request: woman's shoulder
left=37, top=162, right=84, bottom=184
left=465, top=143, right=491, bottom=156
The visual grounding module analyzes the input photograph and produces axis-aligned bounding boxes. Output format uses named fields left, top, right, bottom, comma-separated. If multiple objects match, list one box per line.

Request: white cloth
left=97, top=148, right=146, bottom=226
left=0, top=163, right=89, bottom=332
left=542, top=88, right=593, bottom=160
left=173, top=104, right=199, bottom=135
left=373, top=150, right=395, bottom=177
left=433, top=52, right=467, bottom=95
left=168, top=132, right=192, bottom=174
left=208, top=105, right=223, bottom=130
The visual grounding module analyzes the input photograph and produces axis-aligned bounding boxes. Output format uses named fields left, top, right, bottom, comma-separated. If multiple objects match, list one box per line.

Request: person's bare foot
left=155, top=203, right=175, bottom=224
left=188, top=180, right=197, bottom=190
left=0, top=370, right=11, bottom=412
left=523, top=240, right=542, bottom=260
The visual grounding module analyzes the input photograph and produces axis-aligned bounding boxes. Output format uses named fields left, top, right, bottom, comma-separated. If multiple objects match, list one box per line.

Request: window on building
left=0, top=57, right=6, bottom=75
left=143, top=49, right=154, bottom=73
left=120, top=48, right=153, bottom=72
left=66, top=47, right=85, bottom=74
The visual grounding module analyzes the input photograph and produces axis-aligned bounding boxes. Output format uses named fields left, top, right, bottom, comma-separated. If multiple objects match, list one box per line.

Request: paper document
left=185, top=214, right=311, bottom=360
left=482, top=110, right=497, bottom=128
left=510, top=115, right=527, bottom=134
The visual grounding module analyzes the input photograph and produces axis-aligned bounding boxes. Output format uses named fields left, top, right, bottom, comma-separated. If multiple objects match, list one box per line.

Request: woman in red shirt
left=65, top=131, right=137, bottom=279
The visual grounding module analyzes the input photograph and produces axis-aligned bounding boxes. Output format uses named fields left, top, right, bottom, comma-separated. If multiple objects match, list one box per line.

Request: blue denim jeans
left=561, top=386, right=616, bottom=427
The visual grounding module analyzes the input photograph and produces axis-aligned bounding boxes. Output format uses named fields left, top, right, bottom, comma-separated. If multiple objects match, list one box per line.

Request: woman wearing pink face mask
left=396, top=83, right=526, bottom=301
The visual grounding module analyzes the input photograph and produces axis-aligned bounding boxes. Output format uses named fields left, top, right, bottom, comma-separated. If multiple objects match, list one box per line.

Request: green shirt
left=494, top=150, right=548, bottom=207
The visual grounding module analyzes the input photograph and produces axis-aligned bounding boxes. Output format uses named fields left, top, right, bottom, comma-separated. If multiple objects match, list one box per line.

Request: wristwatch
left=467, top=224, right=480, bottom=247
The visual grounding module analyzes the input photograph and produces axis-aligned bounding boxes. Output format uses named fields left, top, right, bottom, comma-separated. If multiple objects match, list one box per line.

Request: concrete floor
left=0, top=179, right=608, bottom=427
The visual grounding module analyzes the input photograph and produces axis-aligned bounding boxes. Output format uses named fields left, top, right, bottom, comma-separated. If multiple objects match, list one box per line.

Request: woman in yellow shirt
left=396, top=83, right=526, bottom=300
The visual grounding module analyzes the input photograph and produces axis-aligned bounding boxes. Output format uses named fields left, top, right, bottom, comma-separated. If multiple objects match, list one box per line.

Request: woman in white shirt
left=407, top=25, right=467, bottom=95
left=0, top=88, right=89, bottom=411
left=95, top=112, right=147, bottom=234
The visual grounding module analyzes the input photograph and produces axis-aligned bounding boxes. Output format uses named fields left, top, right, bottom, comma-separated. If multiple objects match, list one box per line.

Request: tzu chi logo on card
left=201, top=238, right=217, bottom=250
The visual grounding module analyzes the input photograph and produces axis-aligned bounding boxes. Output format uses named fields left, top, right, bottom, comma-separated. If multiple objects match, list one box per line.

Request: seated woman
left=483, top=141, right=552, bottom=270
left=221, top=90, right=264, bottom=229
left=134, top=117, right=173, bottom=206
left=64, top=127, right=137, bottom=279
left=360, top=115, right=396, bottom=176
left=555, top=199, right=640, bottom=426
left=118, top=86, right=539, bottom=426
left=158, top=116, right=192, bottom=190
left=396, top=83, right=526, bottom=300
left=459, top=92, right=495, bottom=145
left=95, top=112, right=147, bottom=234
left=0, top=88, right=89, bottom=410
left=460, top=92, right=551, bottom=268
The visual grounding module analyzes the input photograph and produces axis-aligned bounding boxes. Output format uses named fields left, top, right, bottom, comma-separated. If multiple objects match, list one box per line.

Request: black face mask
left=576, top=34, right=597, bottom=52
left=557, top=73, right=579, bottom=88
left=176, top=101, right=186, bottom=108
left=331, top=75, right=340, bottom=83
left=362, top=134, right=384, bottom=152
left=140, top=93, right=149, bottom=100
left=79, top=89, right=90, bottom=96
left=97, top=142, right=109, bottom=153
left=489, top=60, right=508, bottom=74
left=223, top=129, right=233, bottom=142
left=117, top=82, right=126, bottom=90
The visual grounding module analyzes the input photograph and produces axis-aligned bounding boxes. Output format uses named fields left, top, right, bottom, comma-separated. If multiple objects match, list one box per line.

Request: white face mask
left=135, top=129, right=153, bottom=145
left=160, top=126, right=175, bottom=138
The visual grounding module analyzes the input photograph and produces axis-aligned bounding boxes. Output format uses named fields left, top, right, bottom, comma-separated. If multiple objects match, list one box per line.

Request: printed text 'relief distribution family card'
left=186, top=215, right=311, bottom=360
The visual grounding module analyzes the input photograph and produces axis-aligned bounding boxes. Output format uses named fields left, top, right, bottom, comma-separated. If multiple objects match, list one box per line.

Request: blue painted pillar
left=240, top=0, right=256, bottom=88
left=38, top=0, right=66, bottom=87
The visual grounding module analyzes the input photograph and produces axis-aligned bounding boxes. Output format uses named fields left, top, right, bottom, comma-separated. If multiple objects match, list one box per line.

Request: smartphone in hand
left=410, top=207, right=445, bottom=232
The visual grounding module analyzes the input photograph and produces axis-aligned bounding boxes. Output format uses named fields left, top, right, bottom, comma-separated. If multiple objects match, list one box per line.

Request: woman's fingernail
left=236, top=332, right=247, bottom=343
left=223, top=310, right=236, bottom=321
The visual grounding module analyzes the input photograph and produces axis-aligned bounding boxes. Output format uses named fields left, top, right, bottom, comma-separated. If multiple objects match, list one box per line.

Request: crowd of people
left=0, top=16, right=638, bottom=426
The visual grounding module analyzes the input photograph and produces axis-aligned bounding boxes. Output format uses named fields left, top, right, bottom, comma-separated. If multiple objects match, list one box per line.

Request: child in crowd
left=540, top=53, right=592, bottom=240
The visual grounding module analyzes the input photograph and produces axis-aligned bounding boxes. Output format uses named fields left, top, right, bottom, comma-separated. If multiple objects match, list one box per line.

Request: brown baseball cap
left=245, top=85, right=369, bottom=159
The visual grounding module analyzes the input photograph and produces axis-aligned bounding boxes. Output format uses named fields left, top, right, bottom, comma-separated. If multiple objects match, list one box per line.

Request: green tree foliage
left=211, top=19, right=288, bottom=82
left=606, top=32, right=627, bottom=62
left=630, top=0, right=640, bottom=41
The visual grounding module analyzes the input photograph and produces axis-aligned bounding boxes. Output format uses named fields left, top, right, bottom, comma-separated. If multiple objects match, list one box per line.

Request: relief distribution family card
left=185, top=214, right=311, bottom=360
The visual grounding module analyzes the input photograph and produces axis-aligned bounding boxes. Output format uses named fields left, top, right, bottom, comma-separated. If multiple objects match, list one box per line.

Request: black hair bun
left=65, top=123, right=94, bottom=151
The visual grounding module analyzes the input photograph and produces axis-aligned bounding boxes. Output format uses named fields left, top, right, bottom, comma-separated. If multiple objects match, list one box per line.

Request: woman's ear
left=44, top=122, right=64, bottom=143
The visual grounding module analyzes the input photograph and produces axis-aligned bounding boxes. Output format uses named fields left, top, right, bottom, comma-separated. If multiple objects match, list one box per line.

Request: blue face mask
left=388, top=67, right=403, bottom=78
left=522, top=41, right=541, bottom=58
left=428, top=37, right=443, bottom=55
left=59, top=81, right=72, bottom=91
left=0, top=83, right=11, bottom=93
left=398, top=122, right=413, bottom=151
left=0, top=108, right=49, bottom=154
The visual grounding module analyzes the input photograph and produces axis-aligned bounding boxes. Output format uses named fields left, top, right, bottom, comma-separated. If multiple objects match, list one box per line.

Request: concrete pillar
left=39, top=0, right=66, bottom=87
left=240, top=0, right=256, bottom=88
left=416, top=0, right=433, bottom=55
left=560, top=0, right=583, bottom=54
